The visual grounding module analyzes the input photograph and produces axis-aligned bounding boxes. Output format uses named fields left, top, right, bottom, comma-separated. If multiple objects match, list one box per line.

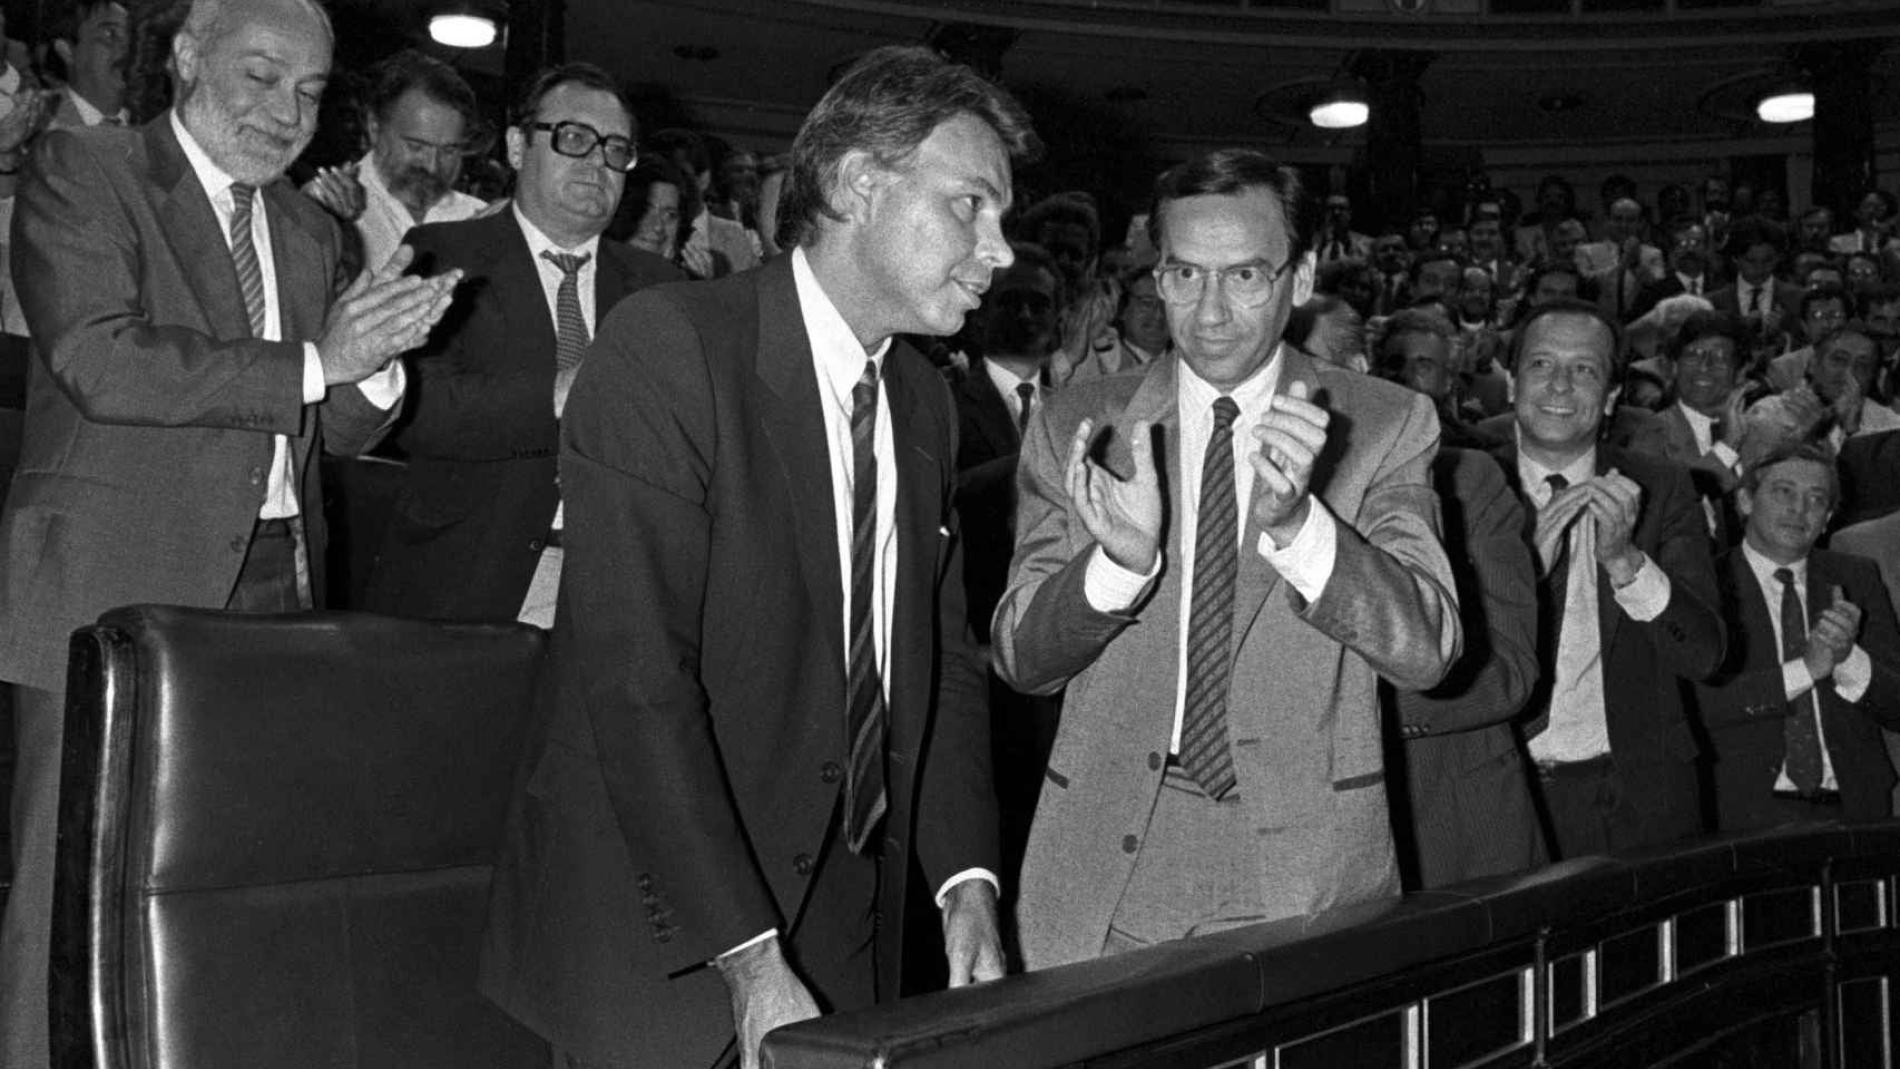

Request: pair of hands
left=1804, top=585, right=1862, bottom=682
left=301, top=162, right=367, bottom=222
left=718, top=880, right=1002, bottom=1069
left=1068, top=380, right=1331, bottom=574
left=1532, top=470, right=1644, bottom=584
left=316, top=244, right=461, bottom=386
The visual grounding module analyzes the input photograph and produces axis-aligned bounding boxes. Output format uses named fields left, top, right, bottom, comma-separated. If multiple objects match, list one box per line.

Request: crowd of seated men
left=0, top=0, right=1898, bottom=1065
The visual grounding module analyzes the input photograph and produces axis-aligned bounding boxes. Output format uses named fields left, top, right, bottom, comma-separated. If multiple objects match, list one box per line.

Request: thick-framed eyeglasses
left=1154, top=258, right=1296, bottom=308
left=526, top=121, right=638, bottom=172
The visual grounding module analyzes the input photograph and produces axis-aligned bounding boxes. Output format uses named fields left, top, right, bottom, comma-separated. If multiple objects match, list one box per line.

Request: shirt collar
left=793, top=247, right=891, bottom=402
left=984, top=359, right=1038, bottom=398
left=70, top=89, right=124, bottom=127
left=1514, top=427, right=1595, bottom=499
left=1178, top=343, right=1284, bottom=418
left=1741, top=538, right=1807, bottom=589
left=1677, top=400, right=1714, bottom=435
left=170, top=109, right=243, bottom=202
left=513, top=202, right=600, bottom=261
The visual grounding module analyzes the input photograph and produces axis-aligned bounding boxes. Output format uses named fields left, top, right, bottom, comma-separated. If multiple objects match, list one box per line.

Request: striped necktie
left=228, top=183, right=267, bottom=338
left=1180, top=396, right=1241, bottom=799
left=1776, top=568, right=1825, bottom=793
left=844, top=359, right=889, bottom=852
left=541, top=250, right=591, bottom=414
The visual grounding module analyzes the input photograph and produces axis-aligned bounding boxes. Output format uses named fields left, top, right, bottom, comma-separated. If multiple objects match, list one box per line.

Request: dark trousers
left=1530, top=755, right=1699, bottom=860
left=0, top=518, right=307, bottom=1068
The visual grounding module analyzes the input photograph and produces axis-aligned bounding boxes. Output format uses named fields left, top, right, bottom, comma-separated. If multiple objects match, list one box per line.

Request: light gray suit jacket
left=993, top=348, right=1461, bottom=969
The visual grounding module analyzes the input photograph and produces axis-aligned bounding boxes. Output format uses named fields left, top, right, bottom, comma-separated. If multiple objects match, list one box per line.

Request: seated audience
left=1766, top=285, right=1854, bottom=391
left=648, top=126, right=758, bottom=278
left=605, top=153, right=692, bottom=263
left=1809, top=324, right=1900, bottom=446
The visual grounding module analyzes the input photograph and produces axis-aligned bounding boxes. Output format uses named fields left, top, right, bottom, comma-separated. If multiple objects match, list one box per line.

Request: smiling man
left=993, top=148, right=1460, bottom=968
left=1493, top=300, right=1725, bottom=859
left=478, top=46, right=1036, bottom=1069
left=1695, top=443, right=1900, bottom=830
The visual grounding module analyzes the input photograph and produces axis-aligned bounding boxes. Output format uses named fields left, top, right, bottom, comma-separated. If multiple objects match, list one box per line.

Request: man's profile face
left=1672, top=333, right=1736, bottom=414
left=1739, top=457, right=1833, bottom=564
left=1388, top=331, right=1453, bottom=402
left=1156, top=186, right=1313, bottom=390
left=1811, top=332, right=1878, bottom=401
left=720, top=150, right=761, bottom=208
left=507, top=83, right=631, bottom=240
left=1513, top=312, right=1619, bottom=459
left=854, top=112, right=1014, bottom=338
left=370, top=88, right=467, bottom=214
left=976, top=260, right=1058, bottom=360
left=71, top=2, right=128, bottom=101
left=175, top=0, right=332, bottom=185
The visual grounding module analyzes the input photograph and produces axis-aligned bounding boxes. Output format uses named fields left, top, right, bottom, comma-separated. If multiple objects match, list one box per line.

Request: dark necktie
left=1777, top=568, right=1825, bottom=793
left=844, top=359, right=889, bottom=852
left=228, top=183, right=267, bottom=339
left=1538, top=473, right=1572, bottom=580
left=1015, top=382, right=1035, bottom=438
left=542, top=250, right=592, bottom=411
left=1180, top=397, right=1241, bottom=799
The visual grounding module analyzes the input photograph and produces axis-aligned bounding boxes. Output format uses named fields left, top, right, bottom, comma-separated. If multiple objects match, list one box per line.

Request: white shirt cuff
left=934, top=868, right=1000, bottom=909
left=355, top=356, right=406, bottom=410
left=1781, top=657, right=1817, bottom=702
left=1256, top=499, right=1337, bottom=603
left=1612, top=553, right=1670, bottom=621
left=1710, top=441, right=1740, bottom=472
left=1834, top=645, right=1872, bottom=703
left=1083, top=544, right=1160, bottom=613
left=301, top=342, right=325, bottom=403
left=716, top=928, right=779, bottom=963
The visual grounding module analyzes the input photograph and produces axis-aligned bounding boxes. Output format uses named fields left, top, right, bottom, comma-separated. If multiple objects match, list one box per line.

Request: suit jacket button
left=229, top=536, right=246, bottom=553
left=528, top=538, right=545, bottom=553
left=1147, top=752, right=1162, bottom=771
left=821, top=761, right=842, bottom=783
left=248, top=466, right=263, bottom=486
left=793, top=853, right=814, bottom=876
left=1122, top=835, right=1139, bottom=854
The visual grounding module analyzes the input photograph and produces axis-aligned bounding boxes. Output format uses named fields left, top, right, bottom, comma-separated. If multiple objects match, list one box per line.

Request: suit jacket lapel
left=1099, top=357, right=1184, bottom=733
left=753, top=258, right=845, bottom=678
left=262, top=181, right=325, bottom=347
left=484, top=214, right=559, bottom=376
left=149, top=120, right=251, bottom=343
left=883, top=345, right=942, bottom=721
left=963, top=361, right=1020, bottom=456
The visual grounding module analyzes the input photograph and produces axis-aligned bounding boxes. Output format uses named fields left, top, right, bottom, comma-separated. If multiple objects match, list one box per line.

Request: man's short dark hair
left=1667, top=310, right=1749, bottom=367
left=510, top=62, right=634, bottom=136
left=1017, top=193, right=1101, bottom=258
left=1510, top=297, right=1625, bottom=384
left=1408, top=248, right=1462, bottom=284
left=1148, top=149, right=1322, bottom=259
left=368, top=49, right=479, bottom=135
left=1000, top=240, right=1066, bottom=312
left=1374, top=306, right=1455, bottom=380
left=1725, top=217, right=1788, bottom=259
left=776, top=45, right=1039, bottom=249
left=1741, top=440, right=1839, bottom=508
left=1799, top=283, right=1856, bottom=322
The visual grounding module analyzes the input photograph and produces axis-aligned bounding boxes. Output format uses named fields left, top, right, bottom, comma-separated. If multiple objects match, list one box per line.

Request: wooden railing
left=764, top=823, right=1900, bottom=1068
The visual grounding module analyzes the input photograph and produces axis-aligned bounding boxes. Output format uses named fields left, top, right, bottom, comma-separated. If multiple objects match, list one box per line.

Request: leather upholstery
left=51, top=606, right=548, bottom=1068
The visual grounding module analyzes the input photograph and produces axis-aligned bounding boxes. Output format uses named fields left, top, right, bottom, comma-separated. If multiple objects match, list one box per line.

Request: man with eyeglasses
left=992, top=148, right=1460, bottom=968
left=361, top=63, right=680, bottom=626
left=302, top=50, right=487, bottom=274
left=1766, top=285, right=1855, bottom=392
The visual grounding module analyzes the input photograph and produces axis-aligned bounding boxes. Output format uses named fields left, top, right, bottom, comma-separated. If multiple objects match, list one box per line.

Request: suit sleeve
left=1840, top=555, right=1900, bottom=727
left=12, top=128, right=306, bottom=433
left=1397, top=452, right=1539, bottom=735
left=991, top=400, right=1146, bottom=696
left=1300, top=391, right=1462, bottom=691
left=1637, top=461, right=1727, bottom=681
left=557, top=290, right=780, bottom=965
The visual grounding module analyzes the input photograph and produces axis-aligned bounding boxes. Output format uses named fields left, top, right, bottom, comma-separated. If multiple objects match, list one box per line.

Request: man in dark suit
left=362, top=64, right=680, bottom=625
left=1627, top=218, right=1712, bottom=322
left=1696, top=443, right=1900, bottom=829
left=1492, top=300, right=1726, bottom=859
left=479, top=46, right=1035, bottom=1068
left=1706, top=218, right=1802, bottom=340
left=0, top=0, right=458, bottom=1064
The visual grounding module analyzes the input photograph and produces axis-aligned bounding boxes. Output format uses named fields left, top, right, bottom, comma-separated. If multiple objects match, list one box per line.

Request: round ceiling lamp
left=1756, top=89, right=1814, bottom=124
left=1309, top=89, right=1369, bottom=130
left=429, top=12, right=498, bottom=49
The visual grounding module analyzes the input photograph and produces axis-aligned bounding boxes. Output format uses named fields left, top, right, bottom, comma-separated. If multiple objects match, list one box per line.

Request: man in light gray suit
left=1833, top=509, right=1900, bottom=813
left=992, top=149, right=1460, bottom=969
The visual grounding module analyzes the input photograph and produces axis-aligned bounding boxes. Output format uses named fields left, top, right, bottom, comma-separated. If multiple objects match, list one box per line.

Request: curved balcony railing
left=764, top=822, right=1900, bottom=1068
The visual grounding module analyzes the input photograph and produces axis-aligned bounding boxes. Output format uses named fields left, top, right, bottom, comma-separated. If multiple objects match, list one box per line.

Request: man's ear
left=1602, top=384, right=1622, bottom=417
left=171, top=26, right=198, bottom=85
left=833, top=148, right=890, bottom=226
left=504, top=126, right=525, bottom=172
left=52, top=39, right=72, bottom=68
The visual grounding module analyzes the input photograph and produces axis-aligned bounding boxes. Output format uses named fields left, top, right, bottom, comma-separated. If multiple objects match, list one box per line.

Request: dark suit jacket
left=0, top=117, right=385, bottom=690
left=1836, top=429, right=1900, bottom=530
left=479, top=256, right=994, bottom=1063
left=1627, top=274, right=1704, bottom=322
left=954, top=361, right=1024, bottom=642
left=1696, top=548, right=1900, bottom=828
left=361, top=210, right=681, bottom=621
left=1392, top=447, right=1545, bottom=889
left=1492, top=442, right=1727, bottom=842
left=1706, top=279, right=1803, bottom=321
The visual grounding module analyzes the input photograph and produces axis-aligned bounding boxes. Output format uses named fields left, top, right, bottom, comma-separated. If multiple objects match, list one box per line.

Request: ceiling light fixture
left=1756, top=89, right=1814, bottom=124
left=429, top=11, right=498, bottom=49
left=1309, top=86, right=1369, bottom=130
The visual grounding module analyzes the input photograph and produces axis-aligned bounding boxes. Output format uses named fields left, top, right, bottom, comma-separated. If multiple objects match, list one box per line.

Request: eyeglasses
left=526, top=121, right=637, bottom=172
left=1153, top=258, right=1296, bottom=308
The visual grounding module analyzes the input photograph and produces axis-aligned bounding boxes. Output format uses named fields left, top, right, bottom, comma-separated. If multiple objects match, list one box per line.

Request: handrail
left=764, top=823, right=1900, bottom=1068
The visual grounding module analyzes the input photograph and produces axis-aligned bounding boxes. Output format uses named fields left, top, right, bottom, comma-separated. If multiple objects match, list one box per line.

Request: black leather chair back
left=51, top=606, right=548, bottom=1069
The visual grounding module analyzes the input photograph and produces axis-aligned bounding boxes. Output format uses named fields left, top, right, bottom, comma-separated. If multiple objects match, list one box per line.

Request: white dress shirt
left=64, top=89, right=127, bottom=128
left=1739, top=543, right=1873, bottom=792
left=1084, top=348, right=1340, bottom=752
left=355, top=150, right=485, bottom=272
left=171, top=111, right=402, bottom=522
left=1518, top=444, right=1671, bottom=764
left=722, top=250, right=995, bottom=961
left=1675, top=272, right=1705, bottom=298
left=984, top=359, right=1040, bottom=429
left=1737, top=279, right=1777, bottom=317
